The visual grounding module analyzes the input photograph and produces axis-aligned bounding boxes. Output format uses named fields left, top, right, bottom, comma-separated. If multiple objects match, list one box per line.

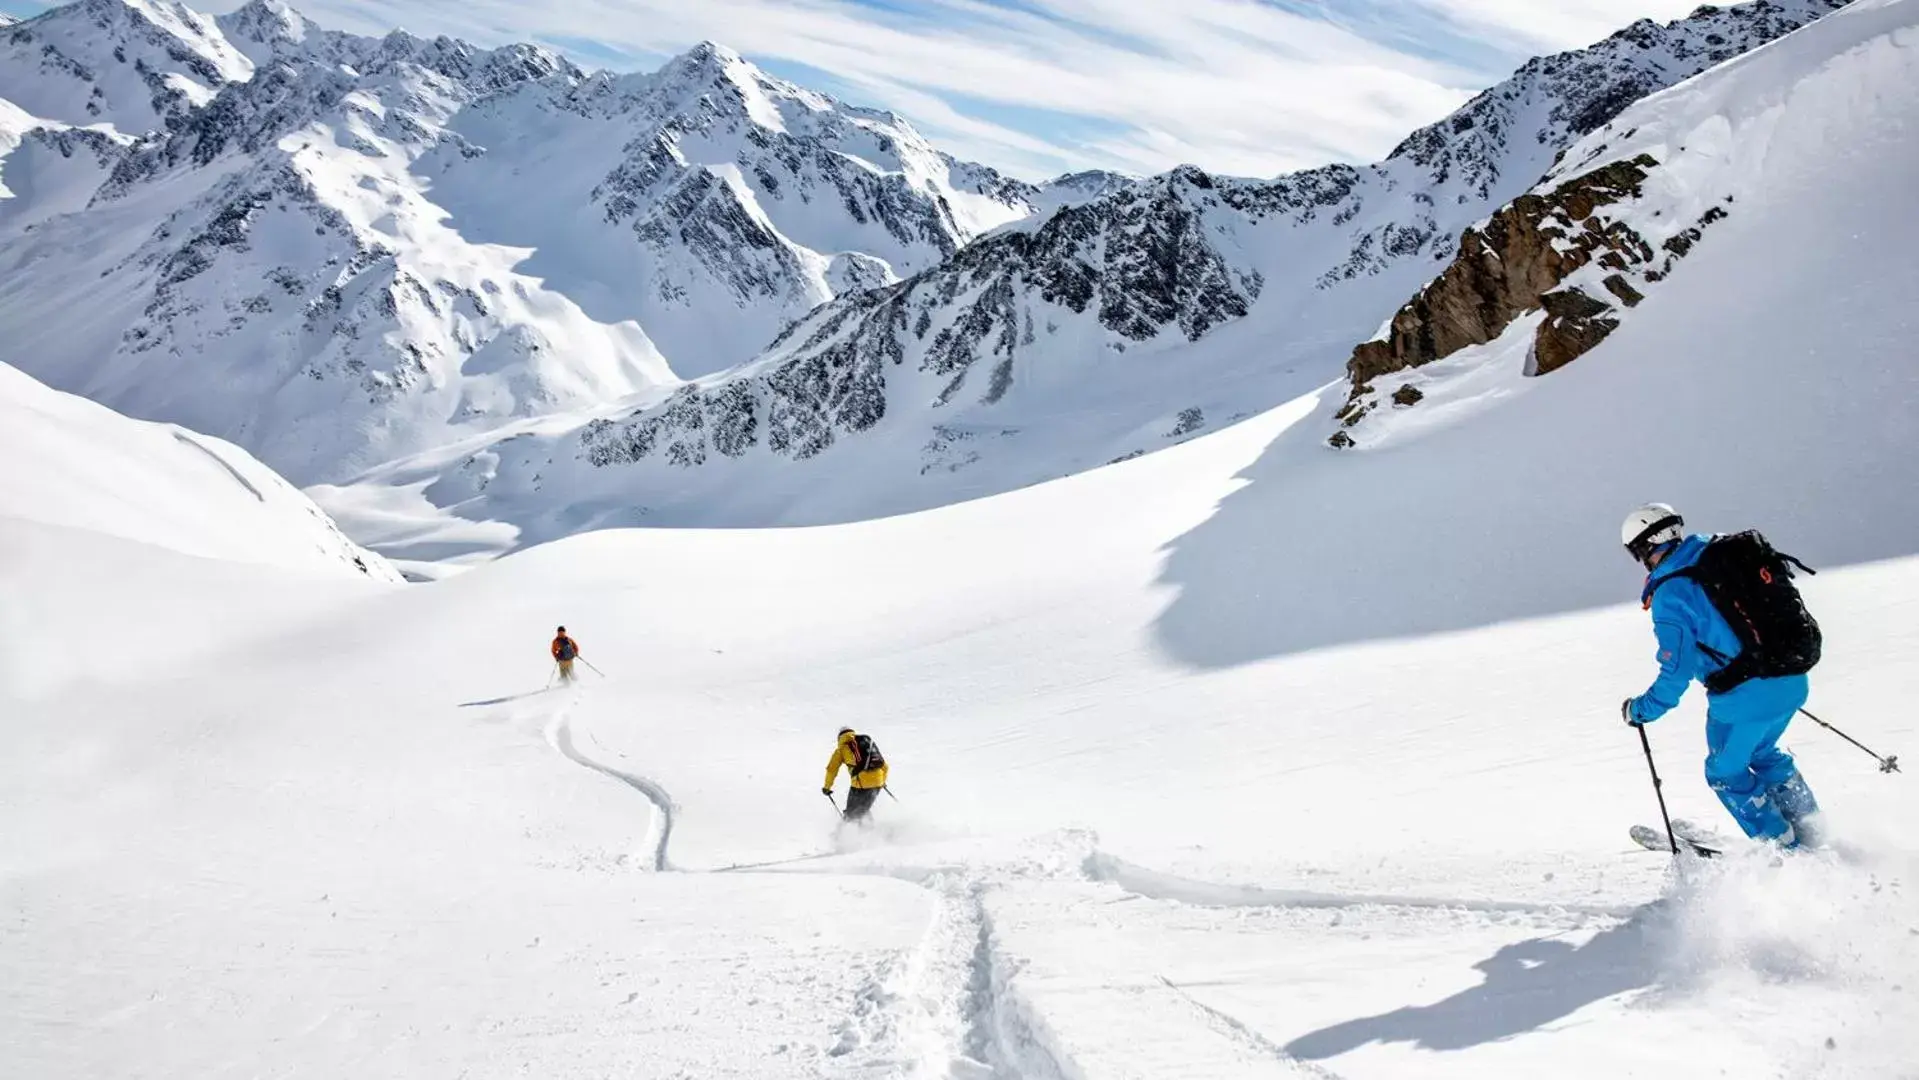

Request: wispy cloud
left=13, top=0, right=1717, bottom=178
left=1408, top=0, right=1707, bottom=51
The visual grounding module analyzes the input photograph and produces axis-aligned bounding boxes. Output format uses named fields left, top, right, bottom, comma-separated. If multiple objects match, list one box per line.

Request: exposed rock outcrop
left=1330, top=145, right=1742, bottom=444
left=1342, top=155, right=1658, bottom=401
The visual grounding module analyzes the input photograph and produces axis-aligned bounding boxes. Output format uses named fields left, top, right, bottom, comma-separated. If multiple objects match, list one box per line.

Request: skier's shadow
left=1284, top=909, right=1665, bottom=1060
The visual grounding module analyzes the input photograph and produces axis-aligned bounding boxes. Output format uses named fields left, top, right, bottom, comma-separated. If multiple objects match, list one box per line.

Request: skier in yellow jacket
left=823, top=726, right=888, bottom=822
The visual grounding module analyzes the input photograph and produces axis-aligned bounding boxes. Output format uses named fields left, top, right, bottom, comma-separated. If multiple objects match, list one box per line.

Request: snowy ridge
left=0, top=360, right=397, bottom=580
left=0, top=0, right=252, bottom=133
left=316, top=0, right=1852, bottom=552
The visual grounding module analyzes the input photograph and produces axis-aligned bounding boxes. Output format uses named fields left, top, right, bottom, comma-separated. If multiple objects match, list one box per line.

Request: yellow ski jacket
left=824, top=731, right=889, bottom=791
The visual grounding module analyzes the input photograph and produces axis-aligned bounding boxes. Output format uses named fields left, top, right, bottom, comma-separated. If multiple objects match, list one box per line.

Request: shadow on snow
left=1285, top=914, right=1664, bottom=1059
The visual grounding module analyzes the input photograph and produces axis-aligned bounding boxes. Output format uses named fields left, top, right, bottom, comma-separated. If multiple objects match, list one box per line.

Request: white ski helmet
left=1621, top=503, right=1684, bottom=562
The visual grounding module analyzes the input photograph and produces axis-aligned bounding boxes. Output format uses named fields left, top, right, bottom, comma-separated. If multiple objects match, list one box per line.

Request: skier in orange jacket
left=551, top=626, right=580, bottom=683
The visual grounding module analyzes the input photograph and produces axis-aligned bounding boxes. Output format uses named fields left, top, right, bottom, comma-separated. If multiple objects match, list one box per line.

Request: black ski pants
left=843, top=785, right=881, bottom=821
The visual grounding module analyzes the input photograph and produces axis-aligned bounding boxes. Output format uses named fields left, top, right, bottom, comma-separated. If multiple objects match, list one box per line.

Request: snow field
left=5, top=387, right=1917, bottom=1077
left=6, top=1, right=1919, bottom=1077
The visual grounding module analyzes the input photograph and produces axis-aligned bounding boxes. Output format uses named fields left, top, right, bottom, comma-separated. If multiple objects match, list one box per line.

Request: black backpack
left=851, top=734, right=886, bottom=773
left=1648, top=530, right=1820, bottom=693
left=556, top=636, right=578, bottom=662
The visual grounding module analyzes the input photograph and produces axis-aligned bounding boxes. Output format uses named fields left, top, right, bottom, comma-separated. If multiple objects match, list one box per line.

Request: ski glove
left=1622, top=697, right=1647, bottom=726
left=822, top=787, right=834, bottom=797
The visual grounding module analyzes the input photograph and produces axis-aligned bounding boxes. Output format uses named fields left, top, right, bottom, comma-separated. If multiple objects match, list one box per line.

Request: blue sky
left=1, top=0, right=1706, bottom=178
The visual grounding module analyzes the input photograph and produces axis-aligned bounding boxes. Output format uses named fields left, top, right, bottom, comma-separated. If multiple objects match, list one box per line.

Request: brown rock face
left=1343, top=154, right=1659, bottom=403
left=1534, top=287, right=1620, bottom=375
left=1601, top=274, right=1645, bottom=307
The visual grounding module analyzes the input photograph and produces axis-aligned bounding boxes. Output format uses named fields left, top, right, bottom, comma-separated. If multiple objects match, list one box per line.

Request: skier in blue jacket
left=1619, top=504, right=1821, bottom=847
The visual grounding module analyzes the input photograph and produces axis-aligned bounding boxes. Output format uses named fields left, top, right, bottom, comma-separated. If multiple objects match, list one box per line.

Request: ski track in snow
left=1084, top=850, right=1639, bottom=919
left=541, top=697, right=677, bottom=872
left=170, top=431, right=264, bottom=502
left=514, top=683, right=1655, bottom=1078
left=1158, top=976, right=1348, bottom=1080
left=524, top=691, right=1052, bottom=1077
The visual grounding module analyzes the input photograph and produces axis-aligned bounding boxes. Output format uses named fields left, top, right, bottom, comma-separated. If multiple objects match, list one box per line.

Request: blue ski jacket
left=1631, top=534, right=1746, bottom=723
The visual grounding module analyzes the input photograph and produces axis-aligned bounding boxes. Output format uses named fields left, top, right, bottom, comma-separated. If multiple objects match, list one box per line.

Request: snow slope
left=0, top=360, right=398, bottom=702
left=312, top=0, right=1853, bottom=557
left=0, top=360, right=397, bottom=580
left=7, top=7, right=1919, bottom=1075
left=5, top=349, right=1916, bottom=1076
left=1157, top=0, right=1919, bottom=664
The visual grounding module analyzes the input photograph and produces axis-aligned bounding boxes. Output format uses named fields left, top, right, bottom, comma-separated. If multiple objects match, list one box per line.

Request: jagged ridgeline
left=574, top=0, right=1848, bottom=475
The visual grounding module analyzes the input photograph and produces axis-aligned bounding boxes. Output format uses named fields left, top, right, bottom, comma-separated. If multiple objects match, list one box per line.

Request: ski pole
left=824, top=791, right=840, bottom=815
left=1635, top=723, right=1680, bottom=856
left=1799, top=708, right=1900, bottom=773
left=546, top=664, right=559, bottom=689
left=578, top=657, right=606, bottom=678
left=882, top=786, right=899, bottom=803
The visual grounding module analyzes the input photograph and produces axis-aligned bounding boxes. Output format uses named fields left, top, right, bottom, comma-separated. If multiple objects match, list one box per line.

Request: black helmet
left=556, top=625, right=566, bottom=633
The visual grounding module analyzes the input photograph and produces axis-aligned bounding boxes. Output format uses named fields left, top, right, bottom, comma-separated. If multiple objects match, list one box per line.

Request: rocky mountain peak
left=2, top=0, right=253, bottom=131
left=217, top=0, right=311, bottom=49
left=656, top=40, right=748, bottom=86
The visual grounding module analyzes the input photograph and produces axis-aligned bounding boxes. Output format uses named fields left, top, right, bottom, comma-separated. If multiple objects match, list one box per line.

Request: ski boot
left=1767, top=772, right=1823, bottom=849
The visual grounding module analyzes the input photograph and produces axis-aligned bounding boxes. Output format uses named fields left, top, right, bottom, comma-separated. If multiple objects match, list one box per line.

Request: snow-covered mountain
left=314, top=0, right=1850, bottom=555
left=415, top=39, right=1043, bottom=377
left=0, top=0, right=251, bottom=133
left=0, top=0, right=1038, bottom=486
left=0, top=360, right=397, bottom=580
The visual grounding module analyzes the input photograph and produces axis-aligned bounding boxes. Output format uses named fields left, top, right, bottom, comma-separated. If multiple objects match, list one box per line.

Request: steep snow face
left=0, top=17, right=673, bottom=485
left=0, top=100, right=132, bottom=229
left=323, top=0, right=1852, bottom=552
left=0, top=361, right=398, bottom=582
left=1154, top=0, right=1919, bottom=665
left=419, top=40, right=1039, bottom=377
left=0, top=0, right=252, bottom=133
left=1331, top=0, right=1903, bottom=448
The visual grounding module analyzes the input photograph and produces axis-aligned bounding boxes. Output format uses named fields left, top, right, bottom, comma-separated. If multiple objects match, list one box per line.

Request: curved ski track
left=543, top=704, right=676, bottom=871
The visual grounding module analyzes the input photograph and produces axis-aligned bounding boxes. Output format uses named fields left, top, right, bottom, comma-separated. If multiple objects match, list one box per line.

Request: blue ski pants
left=1704, top=674, right=1812, bottom=841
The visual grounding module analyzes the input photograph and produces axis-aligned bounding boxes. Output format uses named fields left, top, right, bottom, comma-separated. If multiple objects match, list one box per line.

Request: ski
left=1630, top=824, right=1720, bottom=858
left=1670, top=817, right=1731, bottom=850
